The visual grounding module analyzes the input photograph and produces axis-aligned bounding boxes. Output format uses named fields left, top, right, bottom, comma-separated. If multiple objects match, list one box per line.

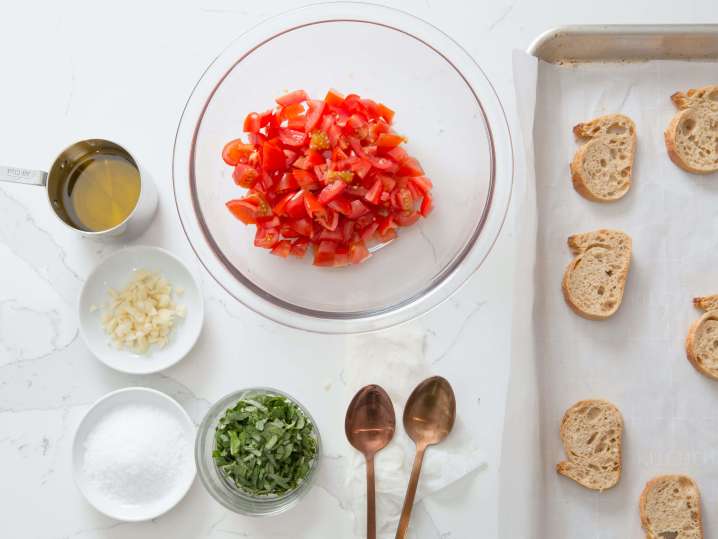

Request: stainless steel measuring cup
left=0, top=139, right=157, bottom=239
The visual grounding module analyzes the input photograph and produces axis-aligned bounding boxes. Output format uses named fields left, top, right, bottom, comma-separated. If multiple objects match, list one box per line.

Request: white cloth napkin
left=341, top=329, right=486, bottom=539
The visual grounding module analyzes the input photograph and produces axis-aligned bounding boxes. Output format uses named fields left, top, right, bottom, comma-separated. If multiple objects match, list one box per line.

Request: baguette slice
left=639, top=475, right=703, bottom=539
left=693, top=294, right=718, bottom=312
left=556, top=399, right=623, bottom=491
left=664, top=85, right=718, bottom=174
left=686, top=295, right=718, bottom=380
left=570, top=114, right=636, bottom=202
left=562, top=229, right=632, bottom=320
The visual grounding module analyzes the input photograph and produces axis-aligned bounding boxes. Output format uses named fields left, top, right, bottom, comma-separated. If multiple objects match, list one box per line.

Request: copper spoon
left=395, top=376, right=456, bottom=539
left=345, top=385, right=396, bottom=539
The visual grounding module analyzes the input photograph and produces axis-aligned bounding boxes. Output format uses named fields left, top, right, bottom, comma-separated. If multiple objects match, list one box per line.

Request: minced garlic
left=100, top=270, right=186, bottom=354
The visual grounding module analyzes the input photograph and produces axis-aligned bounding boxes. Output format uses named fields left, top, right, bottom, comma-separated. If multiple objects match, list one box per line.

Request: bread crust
left=556, top=399, right=623, bottom=491
left=639, top=475, right=703, bottom=539
left=570, top=114, right=636, bottom=202
left=685, top=311, right=718, bottom=381
left=562, top=229, right=632, bottom=320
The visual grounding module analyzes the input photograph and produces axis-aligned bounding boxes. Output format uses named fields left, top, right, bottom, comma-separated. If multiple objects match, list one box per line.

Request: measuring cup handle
left=0, top=165, right=47, bottom=186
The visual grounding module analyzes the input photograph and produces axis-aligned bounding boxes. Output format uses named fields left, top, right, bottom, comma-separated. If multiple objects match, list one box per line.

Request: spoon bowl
left=395, top=376, right=456, bottom=539
left=345, top=385, right=396, bottom=539
left=403, top=376, right=456, bottom=448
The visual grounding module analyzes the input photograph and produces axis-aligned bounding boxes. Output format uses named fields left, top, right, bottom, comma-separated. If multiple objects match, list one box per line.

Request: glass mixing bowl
left=195, top=387, right=321, bottom=517
left=173, top=2, right=513, bottom=333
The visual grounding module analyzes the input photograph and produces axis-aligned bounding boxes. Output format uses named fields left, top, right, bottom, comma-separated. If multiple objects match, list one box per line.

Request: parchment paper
left=514, top=53, right=718, bottom=538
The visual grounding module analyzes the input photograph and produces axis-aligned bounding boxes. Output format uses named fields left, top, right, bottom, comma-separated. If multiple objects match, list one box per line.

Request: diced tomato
left=279, top=103, right=304, bottom=121
left=349, top=240, right=370, bottom=265
left=387, top=146, right=408, bottom=163
left=262, top=141, right=286, bottom=172
left=303, top=191, right=325, bottom=219
left=305, top=149, right=325, bottom=166
left=285, top=191, right=307, bottom=219
left=290, top=238, right=310, bottom=258
left=287, top=116, right=306, bottom=130
left=244, top=112, right=261, bottom=133
left=222, top=89, right=432, bottom=267
left=325, top=89, right=345, bottom=107
left=341, top=219, right=355, bottom=243
left=293, top=169, right=318, bottom=190
left=376, top=133, right=405, bottom=149
left=364, top=179, right=383, bottom=205
left=279, top=128, right=307, bottom=147
left=277, top=172, right=299, bottom=192
left=348, top=157, right=372, bottom=178
left=305, top=99, right=325, bottom=132
left=232, top=164, right=258, bottom=188
left=333, top=244, right=351, bottom=267
left=328, top=195, right=353, bottom=216
left=368, top=155, right=399, bottom=172
left=420, top=193, right=433, bottom=217
left=349, top=199, right=370, bottom=219
left=395, top=211, right=420, bottom=227
left=272, top=192, right=294, bottom=215
left=288, top=217, right=313, bottom=237
left=378, top=174, right=396, bottom=193
left=319, top=228, right=343, bottom=242
left=377, top=103, right=395, bottom=122
left=359, top=222, right=378, bottom=242
left=270, top=239, right=291, bottom=258
left=315, top=207, right=339, bottom=231
left=222, top=139, right=254, bottom=166
left=375, top=228, right=398, bottom=243
left=226, top=200, right=257, bottom=224
left=275, top=89, right=308, bottom=106
left=377, top=215, right=395, bottom=235
left=393, top=187, right=414, bottom=212
left=318, top=180, right=346, bottom=205
left=409, top=176, right=433, bottom=195
left=257, top=215, right=280, bottom=228
left=397, top=157, right=424, bottom=177
left=313, top=240, right=337, bottom=266
left=254, top=227, right=280, bottom=249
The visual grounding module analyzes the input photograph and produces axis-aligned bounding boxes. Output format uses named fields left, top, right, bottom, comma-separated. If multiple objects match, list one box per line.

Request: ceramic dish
left=173, top=2, right=513, bottom=333
left=72, top=387, right=196, bottom=521
left=78, top=245, right=203, bottom=374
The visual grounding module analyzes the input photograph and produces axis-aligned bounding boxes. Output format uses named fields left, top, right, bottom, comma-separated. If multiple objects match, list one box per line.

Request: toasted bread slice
left=556, top=399, right=623, bottom=491
left=639, top=475, right=703, bottom=539
left=665, top=85, right=718, bottom=174
left=686, top=295, right=718, bottom=380
left=570, top=114, right=636, bottom=202
left=693, top=294, right=718, bottom=312
left=562, top=229, right=632, bottom=320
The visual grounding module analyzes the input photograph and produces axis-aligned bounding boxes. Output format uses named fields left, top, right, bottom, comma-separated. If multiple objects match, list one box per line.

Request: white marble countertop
left=0, top=1, right=713, bottom=538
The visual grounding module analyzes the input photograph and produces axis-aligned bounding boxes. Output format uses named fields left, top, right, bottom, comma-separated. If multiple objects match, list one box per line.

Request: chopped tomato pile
left=222, top=89, right=433, bottom=267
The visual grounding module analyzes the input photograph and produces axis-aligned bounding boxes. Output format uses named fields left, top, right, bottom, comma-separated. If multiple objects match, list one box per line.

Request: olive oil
left=58, top=150, right=141, bottom=232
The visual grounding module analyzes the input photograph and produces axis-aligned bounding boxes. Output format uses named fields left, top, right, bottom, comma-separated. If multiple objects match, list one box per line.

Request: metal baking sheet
left=530, top=24, right=718, bottom=63
left=509, top=24, right=718, bottom=539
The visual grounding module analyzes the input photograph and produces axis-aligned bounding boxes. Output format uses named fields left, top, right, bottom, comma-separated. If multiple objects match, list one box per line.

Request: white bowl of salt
left=72, top=387, right=196, bottom=521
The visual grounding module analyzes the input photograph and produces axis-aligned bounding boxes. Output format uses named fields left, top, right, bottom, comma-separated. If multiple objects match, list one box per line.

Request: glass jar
left=195, top=387, right=322, bottom=516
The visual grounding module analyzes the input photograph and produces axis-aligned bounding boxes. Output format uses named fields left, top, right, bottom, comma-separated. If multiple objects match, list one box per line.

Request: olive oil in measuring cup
left=50, top=141, right=141, bottom=232
left=1, top=138, right=157, bottom=239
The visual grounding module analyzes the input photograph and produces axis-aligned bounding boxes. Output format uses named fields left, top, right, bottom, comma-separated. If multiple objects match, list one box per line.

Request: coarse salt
left=82, top=404, right=190, bottom=505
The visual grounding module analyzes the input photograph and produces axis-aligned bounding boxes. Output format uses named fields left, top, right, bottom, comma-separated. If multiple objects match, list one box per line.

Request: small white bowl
left=72, top=387, right=196, bottom=521
left=79, top=245, right=203, bottom=374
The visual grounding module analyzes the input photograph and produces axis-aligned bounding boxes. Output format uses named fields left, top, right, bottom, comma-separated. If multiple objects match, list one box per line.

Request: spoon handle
left=366, top=455, right=376, bottom=539
left=395, top=447, right=426, bottom=539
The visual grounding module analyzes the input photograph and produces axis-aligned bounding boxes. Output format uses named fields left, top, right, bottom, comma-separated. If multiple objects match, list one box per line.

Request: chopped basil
left=213, top=393, right=317, bottom=496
